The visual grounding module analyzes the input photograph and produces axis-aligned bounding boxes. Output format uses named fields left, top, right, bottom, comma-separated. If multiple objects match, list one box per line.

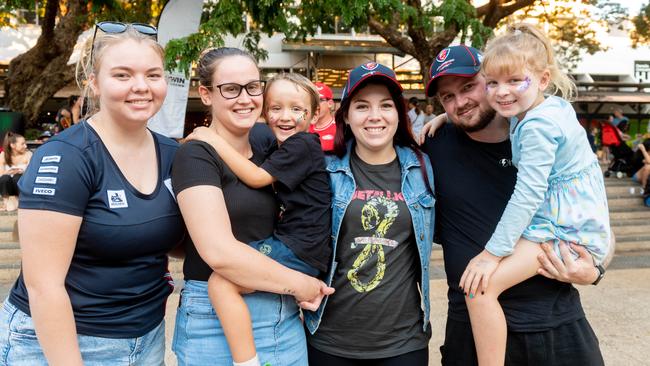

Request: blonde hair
left=481, top=23, right=576, bottom=101
left=76, top=26, right=164, bottom=119
left=264, top=73, right=320, bottom=117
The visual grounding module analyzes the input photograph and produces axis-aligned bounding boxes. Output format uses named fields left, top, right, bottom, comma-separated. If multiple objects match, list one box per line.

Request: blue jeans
left=250, top=235, right=319, bottom=277
left=172, top=280, right=308, bottom=366
left=0, top=300, right=165, bottom=366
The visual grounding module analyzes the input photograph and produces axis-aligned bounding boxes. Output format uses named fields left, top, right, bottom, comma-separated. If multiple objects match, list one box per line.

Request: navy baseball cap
left=425, top=45, right=482, bottom=97
left=341, top=62, right=403, bottom=103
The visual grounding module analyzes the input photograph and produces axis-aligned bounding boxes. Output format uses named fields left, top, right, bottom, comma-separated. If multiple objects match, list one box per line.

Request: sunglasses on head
left=91, top=21, right=158, bottom=58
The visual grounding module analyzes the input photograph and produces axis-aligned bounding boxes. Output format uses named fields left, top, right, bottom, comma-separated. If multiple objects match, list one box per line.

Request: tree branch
left=367, top=15, right=416, bottom=56
left=405, top=0, right=429, bottom=60
left=478, top=0, right=537, bottom=28
left=40, top=0, right=59, bottom=40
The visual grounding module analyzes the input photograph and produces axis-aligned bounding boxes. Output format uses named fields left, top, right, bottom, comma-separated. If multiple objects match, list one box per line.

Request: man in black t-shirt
left=421, top=45, right=611, bottom=365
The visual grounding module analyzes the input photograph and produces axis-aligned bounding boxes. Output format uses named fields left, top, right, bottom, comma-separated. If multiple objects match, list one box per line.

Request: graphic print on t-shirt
left=347, top=190, right=402, bottom=293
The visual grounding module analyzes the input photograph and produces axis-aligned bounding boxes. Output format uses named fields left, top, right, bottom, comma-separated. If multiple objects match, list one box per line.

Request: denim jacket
left=304, top=142, right=435, bottom=334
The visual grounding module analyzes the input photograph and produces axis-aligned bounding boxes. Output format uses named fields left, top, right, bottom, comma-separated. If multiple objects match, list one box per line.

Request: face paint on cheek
left=296, top=110, right=309, bottom=124
left=517, top=77, right=532, bottom=92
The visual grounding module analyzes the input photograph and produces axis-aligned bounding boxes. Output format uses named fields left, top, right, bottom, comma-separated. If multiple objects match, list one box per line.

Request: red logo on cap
left=436, top=48, right=450, bottom=63
left=361, top=62, right=379, bottom=71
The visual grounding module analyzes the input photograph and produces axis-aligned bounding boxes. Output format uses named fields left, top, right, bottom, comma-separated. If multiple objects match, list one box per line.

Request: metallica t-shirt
left=307, top=151, right=430, bottom=358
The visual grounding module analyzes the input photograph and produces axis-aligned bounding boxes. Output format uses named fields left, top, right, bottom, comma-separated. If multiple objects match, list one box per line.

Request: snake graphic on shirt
left=347, top=195, right=399, bottom=292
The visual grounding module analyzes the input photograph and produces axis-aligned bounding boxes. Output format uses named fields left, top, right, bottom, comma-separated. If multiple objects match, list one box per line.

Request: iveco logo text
left=33, top=187, right=56, bottom=196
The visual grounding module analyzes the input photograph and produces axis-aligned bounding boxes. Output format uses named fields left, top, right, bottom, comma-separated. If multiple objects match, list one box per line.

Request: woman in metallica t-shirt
left=304, top=62, right=436, bottom=366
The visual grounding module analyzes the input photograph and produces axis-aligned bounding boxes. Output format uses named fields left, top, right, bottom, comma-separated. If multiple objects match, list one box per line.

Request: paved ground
left=160, top=255, right=650, bottom=366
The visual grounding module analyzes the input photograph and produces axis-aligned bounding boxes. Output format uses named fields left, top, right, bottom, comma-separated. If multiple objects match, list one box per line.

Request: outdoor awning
left=575, top=93, right=650, bottom=104
left=282, top=38, right=404, bottom=56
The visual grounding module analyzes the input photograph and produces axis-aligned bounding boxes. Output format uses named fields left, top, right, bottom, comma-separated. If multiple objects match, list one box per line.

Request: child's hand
left=460, top=249, right=502, bottom=297
left=186, top=126, right=220, bottom=145
left=298, top=281, right=335, bottom=311
left=418, top=113, right=447, bottom=144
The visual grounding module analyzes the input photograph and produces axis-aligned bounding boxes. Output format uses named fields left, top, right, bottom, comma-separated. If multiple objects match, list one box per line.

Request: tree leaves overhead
left=631, top=2, right=650, bottom=47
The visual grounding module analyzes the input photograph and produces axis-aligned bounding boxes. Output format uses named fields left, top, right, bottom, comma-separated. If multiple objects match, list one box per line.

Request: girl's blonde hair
left=481, top=23, right=576, bottom=101
left=264, top=73, right=320, bottom=118
left=76, top=26, right=164, bottom=119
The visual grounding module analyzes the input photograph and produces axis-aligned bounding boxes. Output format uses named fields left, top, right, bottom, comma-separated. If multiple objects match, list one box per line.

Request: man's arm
left=536, top=233, right=616, bottom=285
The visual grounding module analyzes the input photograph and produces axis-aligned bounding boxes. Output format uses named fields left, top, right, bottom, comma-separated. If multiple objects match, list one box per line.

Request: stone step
left=0, top=231, right=16, bottom=242
left=616, top=233, right=650, bottom=243
left=610, top=218, right=650, bottom=227
left=607, top=197, right=646, bottom=207
left=606, top=184, right=644, bottom=196
left=613, top=240, right=650, bottom=254
left=0, top=214, right=17, bottom=228
left=608, top=205, right=650, bottom=214
left=603, top=178, right=638, bottom=187
left=612, top=225, right=650, bottom=236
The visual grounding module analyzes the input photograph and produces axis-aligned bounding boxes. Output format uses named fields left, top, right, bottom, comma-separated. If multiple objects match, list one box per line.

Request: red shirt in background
left=310, top=118, right=336, bottom=152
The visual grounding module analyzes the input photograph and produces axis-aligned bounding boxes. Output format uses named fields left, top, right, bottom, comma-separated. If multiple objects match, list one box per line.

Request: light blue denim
left=485, top=96, right=610, bottom=263
left=0, top=300, right=165, bottom=366
left=172, top=280, right=308, bottom=366
left=250, top=235, right=319, bottom=277
left=304, top=142, right=435, bottom=334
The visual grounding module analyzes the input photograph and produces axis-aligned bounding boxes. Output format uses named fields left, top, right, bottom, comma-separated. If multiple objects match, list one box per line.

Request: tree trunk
left=6, top=1, right=86, bottom=128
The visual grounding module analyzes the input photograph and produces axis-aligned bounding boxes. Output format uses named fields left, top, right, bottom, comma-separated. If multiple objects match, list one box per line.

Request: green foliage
left=1, top=0, right=41, bottom=27
left=631, top=2, right=650, bottom=47
left=500, top=1, right=620, bottom=72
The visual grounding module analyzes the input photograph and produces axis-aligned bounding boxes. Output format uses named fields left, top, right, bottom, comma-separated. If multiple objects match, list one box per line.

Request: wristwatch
left=591, top=264, right=606, bottom=286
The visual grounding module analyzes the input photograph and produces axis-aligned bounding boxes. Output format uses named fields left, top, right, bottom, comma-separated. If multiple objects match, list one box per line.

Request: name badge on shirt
left=38, top=166, right=59, bottom=174
left=33, top=187, right=56, bottom=196
left=107, top=190, right=129, bottom=209
left=35, top=176, right=57, bottom=185
left=41, top=155, right=61, bottom=163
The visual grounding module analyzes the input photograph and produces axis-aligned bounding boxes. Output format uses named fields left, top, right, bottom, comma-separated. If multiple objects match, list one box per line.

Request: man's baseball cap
left=425, top=45, right=482, bottom=97
left=341, top=62, right=403, bottom=103
left=314, top=82, right=333, bottom=100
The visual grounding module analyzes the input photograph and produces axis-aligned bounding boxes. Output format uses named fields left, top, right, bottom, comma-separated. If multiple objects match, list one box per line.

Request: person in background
left=55, top=95, right=82, bottom=130
left=408, top=97, right=425, bottom=138
left=612, top=107, right=629, bottom=134
left=0, top=132, right=32, bottom=212
left=423, top=103, right=436, bottom=123
left=310, top=81, right=336, bottom=152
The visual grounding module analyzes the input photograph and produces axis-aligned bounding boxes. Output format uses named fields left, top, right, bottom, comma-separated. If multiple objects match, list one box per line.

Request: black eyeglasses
left=91, top=21, right=158, bottom=58
left=205, top=80, right=266, bottom=100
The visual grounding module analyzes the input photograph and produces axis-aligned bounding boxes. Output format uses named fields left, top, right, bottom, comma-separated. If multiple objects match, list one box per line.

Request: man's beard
left=458, top=107, right=496, bottom=133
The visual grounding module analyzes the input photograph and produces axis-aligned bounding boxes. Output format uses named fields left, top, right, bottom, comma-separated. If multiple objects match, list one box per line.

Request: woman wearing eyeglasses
left=171, top=47, right=332, bottom=366
left=0, top=22, right=184, bottom=365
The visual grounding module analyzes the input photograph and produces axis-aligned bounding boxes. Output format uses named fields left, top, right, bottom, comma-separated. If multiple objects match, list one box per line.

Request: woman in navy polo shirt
left=0, top=23, right=184, bottom=365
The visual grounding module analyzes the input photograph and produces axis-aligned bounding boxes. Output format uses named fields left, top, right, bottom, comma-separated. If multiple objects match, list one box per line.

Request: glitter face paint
left=517, top=76, right=532, bottom=92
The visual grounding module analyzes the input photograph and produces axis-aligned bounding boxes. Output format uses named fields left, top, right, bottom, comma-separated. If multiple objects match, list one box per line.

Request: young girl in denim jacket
left=460, top=23, right=611, bottom=366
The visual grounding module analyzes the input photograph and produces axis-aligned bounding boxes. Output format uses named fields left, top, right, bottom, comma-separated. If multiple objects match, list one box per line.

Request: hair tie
left=513, top=29, right=523, bottom=36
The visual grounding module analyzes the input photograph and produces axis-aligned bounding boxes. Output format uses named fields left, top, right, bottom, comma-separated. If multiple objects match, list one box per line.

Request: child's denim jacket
left=304, top=142, right=435, bottom=334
